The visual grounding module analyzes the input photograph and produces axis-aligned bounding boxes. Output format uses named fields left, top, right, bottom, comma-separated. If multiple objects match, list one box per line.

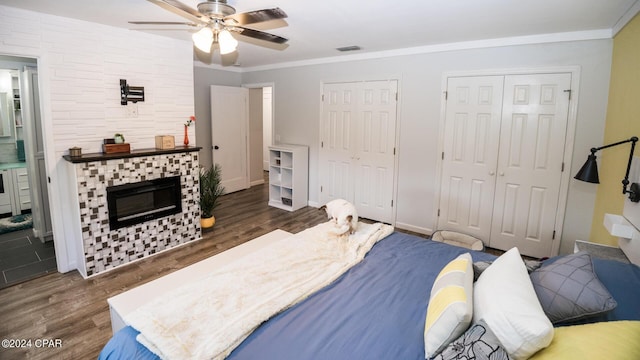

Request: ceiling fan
left=129, top=0, right=288, bottom=55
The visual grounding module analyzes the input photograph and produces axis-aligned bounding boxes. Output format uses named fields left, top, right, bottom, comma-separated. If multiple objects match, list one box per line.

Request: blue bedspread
left=575, top=257, right=640, bottom=323
left=99, top=232, right=640, bottom=359
left=100, top=232, right=494, bottom=360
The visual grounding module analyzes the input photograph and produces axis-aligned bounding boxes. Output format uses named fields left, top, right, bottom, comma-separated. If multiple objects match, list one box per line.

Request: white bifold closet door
left=319, top=80, right=398, bottom=224
left=438, top=73, right=571, bottom=258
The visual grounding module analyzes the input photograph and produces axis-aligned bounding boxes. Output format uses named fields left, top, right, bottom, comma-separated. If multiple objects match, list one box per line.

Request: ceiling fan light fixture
left=134, top=1, right=289, bottom=61
left=218, top=29, right=238, bottom=55
left=192, top=27, right=214, bottom=53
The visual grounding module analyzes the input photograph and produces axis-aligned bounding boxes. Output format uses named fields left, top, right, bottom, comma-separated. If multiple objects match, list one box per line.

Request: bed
left=99, top=224, right=640, bottom=360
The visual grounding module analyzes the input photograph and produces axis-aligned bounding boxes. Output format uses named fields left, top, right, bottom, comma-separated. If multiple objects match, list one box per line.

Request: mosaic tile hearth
left=75, top=152, right=201, bottom=276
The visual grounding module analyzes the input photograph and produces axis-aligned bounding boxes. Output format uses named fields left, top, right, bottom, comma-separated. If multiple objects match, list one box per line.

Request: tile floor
left=0, top=228, right=56, bottom=289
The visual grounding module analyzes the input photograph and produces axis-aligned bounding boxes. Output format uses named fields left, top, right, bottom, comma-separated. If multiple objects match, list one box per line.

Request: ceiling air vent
left=336, top=45, right=361, bottom=52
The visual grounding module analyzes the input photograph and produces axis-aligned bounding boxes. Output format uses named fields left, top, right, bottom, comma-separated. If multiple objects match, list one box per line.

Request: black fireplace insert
left=106, top=176, right=182, bottom=230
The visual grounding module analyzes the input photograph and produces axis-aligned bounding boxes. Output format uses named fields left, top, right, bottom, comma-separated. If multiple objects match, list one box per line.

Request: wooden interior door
left=319, top=80, right=398, bottom=224
left=211, top=85, right=249, bottom=193
left=353, top=80, right=398, bottom=223
left=319, top=82, right=358, bottom=205
left=489, top=73, right=571, bottom=257
left=437, top=76, right=504, bottom=240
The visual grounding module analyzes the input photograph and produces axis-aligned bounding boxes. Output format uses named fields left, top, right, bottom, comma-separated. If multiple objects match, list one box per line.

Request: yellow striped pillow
left=424, top=253, right=473, bottom=358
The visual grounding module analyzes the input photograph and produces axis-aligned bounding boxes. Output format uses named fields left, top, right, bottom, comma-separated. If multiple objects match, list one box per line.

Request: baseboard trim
left=395, top=222, right=433, bottom=236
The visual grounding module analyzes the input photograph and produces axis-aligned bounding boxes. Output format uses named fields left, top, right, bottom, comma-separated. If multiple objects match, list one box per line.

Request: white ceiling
left=1, top=0, right=638, bottom=69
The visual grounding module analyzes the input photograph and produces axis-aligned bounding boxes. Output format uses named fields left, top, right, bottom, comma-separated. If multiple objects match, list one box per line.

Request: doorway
left=0, top=55, right=55, bottom=287
left=208, top=84, right=274, bottom=195
left=245, top=83, right=274, bottom=188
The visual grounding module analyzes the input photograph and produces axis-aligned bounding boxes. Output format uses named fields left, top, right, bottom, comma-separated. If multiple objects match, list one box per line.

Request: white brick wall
left=0, top=5, right=197, bottom=272
left=0, top=5, right=195, bottom=154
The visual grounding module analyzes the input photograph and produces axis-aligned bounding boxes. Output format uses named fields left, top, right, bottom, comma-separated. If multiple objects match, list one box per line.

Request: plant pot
left=201, top=215, right=215, bottom=229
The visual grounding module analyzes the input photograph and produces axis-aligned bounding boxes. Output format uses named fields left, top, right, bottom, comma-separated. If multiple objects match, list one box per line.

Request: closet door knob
left=214, top=145, right=220, bottom=150
left=489, top=171, right=495, bottom=176
left=499, top=172, right=505, bottom=176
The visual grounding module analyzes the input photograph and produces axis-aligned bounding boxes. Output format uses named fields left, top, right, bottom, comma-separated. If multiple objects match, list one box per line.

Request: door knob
left=499, top=172, right=505, bottom=176
left=489, top=171, right=495, bottom=176
left=214, top=145, right=220, bottom=150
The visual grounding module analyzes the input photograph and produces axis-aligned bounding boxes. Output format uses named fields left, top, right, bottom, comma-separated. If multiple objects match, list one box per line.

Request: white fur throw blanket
left=125, top=221, right=394, bottom=360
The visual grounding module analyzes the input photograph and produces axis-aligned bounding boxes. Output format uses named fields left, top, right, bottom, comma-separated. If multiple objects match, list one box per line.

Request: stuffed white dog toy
left=323, top=199, right=358, bottom=235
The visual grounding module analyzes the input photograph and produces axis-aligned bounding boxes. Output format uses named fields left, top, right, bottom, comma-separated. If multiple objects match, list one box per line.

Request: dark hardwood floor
left=0, top=179, right=336, bottom=359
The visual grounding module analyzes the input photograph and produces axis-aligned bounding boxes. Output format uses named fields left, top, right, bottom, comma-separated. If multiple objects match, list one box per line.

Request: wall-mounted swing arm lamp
left=574, top=136, right=640, bottom=202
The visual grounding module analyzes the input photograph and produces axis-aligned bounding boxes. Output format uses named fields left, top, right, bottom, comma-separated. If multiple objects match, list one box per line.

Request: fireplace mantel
left=62, top=146, right=201, bottom=163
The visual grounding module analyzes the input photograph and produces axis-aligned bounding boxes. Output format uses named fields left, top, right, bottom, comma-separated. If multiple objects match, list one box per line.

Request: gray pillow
left=529, top=251, right=617, bottom=324
left=473, top=259, right=541, bottom=281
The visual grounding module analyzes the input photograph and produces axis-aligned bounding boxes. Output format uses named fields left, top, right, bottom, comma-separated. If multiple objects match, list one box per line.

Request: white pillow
left=473, top=247, right=554, bottom=360
left=424, top=253, right=474, bottom=358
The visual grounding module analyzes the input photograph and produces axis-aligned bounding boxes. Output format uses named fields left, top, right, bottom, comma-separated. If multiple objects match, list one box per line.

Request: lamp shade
left=192, top=27, right=213, bottom=53
left=574, top=154, right=599, bottom=184
left=218, top=29, right=238, bottom=55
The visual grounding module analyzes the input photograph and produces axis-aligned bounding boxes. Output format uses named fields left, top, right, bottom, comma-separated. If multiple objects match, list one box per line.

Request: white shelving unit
left=268, top=144, right=308, bottom=211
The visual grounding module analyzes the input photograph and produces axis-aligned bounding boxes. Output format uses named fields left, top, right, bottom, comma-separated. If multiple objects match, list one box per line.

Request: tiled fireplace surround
left=64, top=147, right=202, bottom=277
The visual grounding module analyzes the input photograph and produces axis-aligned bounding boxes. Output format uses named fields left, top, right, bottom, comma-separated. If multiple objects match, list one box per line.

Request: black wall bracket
left=120, top=79, right=145, bottom=105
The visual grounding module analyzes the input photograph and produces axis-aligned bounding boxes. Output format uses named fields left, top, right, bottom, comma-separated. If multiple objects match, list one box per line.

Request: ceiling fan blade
left=225, top=8, right=287, bottom=26
left=129, top=21, right=197, bottom=26
left=147, top=0, right=205, bottom=24
left=235, top=27, right=288, bottom=44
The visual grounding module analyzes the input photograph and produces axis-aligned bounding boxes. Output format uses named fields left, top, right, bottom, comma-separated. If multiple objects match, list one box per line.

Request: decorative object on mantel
left=155, top=135, right=175, bottom=150
left=69, top=147, right=82, bottom=157
left=574, top=136, right=640, bottom=202
left=184, top=115, right=195, bottom=146
left=199, top=163, right=224, bottom=229
left=103, top=136, right=131, bottom=154
left=120, top=79, right=145, bottom=105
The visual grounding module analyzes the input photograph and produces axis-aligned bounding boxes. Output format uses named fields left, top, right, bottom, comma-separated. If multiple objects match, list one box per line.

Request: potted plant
left=199, top=163, right=224, bottom=228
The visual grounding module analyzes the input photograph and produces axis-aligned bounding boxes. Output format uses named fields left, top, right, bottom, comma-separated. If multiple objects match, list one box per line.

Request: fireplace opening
left=107, top=176, right=182, bottom=230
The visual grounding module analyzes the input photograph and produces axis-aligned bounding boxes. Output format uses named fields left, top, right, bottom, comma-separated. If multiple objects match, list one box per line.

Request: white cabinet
left=268, top=144, right=308, bottom=211
left=0, top=170, right=12, bottom=214
left=0, top=167, right=30, bottom=216
left=13, top=167, right=31, bottom=212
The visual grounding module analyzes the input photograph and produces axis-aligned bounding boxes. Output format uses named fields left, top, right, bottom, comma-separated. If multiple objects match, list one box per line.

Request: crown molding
left=612, top=0, right=640, bottom=36
left=195, top=29, right=613, bottom=73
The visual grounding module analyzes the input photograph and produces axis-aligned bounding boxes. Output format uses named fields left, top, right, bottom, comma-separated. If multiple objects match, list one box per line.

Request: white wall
left=239, top=39, right=612, bottom=255
left=0, top=6, right=195, bottom=272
